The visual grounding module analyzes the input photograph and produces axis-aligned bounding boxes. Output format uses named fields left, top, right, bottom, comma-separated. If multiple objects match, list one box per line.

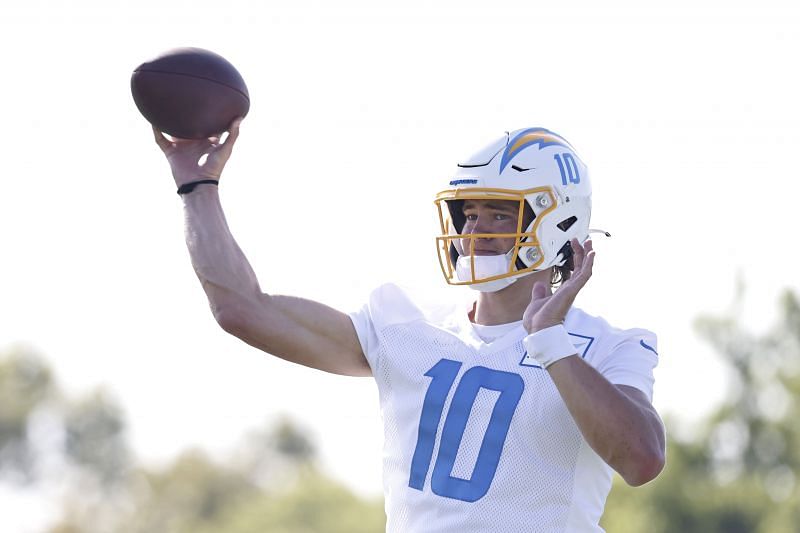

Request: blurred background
left=1, top=0, right=798, bottom=531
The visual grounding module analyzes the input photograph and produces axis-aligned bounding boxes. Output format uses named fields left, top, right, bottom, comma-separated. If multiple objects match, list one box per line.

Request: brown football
left=131, top=48, right=249, bottom=139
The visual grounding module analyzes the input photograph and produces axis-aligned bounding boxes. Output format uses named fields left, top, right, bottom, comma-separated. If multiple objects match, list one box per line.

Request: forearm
left=547, top=356, right=665, bottom=486
left=182, top=184, right=262, bottom=315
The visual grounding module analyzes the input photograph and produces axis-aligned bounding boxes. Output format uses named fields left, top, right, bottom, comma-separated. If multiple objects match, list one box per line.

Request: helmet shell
left=435, top=127, right=591, bottom=288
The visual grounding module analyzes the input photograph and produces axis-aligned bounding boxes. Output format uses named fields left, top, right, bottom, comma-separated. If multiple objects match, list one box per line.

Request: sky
left=1, top=0, right=799, bottom=527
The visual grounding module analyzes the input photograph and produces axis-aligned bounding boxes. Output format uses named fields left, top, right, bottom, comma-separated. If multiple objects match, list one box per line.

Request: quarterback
left=153, top=123, right=666, bottom=532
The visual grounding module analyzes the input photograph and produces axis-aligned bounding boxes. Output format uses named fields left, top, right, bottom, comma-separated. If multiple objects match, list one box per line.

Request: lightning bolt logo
left=499, top=128, right=572, bottom=173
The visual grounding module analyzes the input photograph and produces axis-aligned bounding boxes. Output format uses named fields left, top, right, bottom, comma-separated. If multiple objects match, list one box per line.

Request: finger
left=152, top=125, right=172, bottom=151
left=572, top=249, right=595, bottom=288
left=571, top=238, right=585, bottom=271
left=220, top=116, right=243, bottom=151
left=208, top=121, right=241, bottom=165
left=577, top=239, right=594, bottom=275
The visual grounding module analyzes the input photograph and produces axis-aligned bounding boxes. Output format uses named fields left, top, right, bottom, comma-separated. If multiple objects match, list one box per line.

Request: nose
left=468, top=214, right=493, bottom=236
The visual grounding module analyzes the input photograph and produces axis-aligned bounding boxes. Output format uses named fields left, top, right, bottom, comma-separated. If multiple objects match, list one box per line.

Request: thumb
left=531, top=281, right=549, bottom=301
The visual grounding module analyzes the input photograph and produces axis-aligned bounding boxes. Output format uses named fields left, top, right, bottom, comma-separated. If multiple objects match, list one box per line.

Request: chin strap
left=455, top=230, right=610, bottom=293
left=455, top=254, right=518, bottom=293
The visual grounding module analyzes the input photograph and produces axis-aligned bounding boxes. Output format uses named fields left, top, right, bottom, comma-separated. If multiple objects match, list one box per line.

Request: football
left=131, top=47, right=250, bottom=139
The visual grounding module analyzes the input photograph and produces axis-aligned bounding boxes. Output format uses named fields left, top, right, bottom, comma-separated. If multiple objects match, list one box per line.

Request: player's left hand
left=523, top=238, right=595, bottom=334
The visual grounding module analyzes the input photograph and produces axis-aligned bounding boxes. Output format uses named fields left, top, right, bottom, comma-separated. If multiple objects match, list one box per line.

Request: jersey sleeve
left=348, top=301, right=381, bottom=371
left=594, top=329, right=659, bottom=402
left=347, top=283, right=427, bottom=372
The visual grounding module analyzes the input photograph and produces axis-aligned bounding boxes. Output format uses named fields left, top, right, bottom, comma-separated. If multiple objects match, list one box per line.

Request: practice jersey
left=349, top=284, right=659, bottom=533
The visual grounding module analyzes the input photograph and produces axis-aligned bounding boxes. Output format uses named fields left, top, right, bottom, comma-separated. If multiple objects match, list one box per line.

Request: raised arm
left=522, top=239, right=666, bottom=486
left=153, top=121, right=370, bottom=377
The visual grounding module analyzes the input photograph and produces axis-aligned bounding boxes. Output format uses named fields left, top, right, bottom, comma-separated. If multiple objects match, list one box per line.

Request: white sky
left=2, top=0, right=799, bottom=526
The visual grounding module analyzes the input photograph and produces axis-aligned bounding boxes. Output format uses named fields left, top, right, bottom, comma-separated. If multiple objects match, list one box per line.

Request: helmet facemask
left=435, top=187, right=559, bottom=292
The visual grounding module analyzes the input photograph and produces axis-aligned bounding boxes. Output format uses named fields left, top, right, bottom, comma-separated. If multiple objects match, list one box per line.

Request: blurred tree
left=109, top=449, right=259, bottom=533
left=105, top=419, right=385, bottom=533
left=195, top=470, right=386, bottom=533
left=0, top=346, right=54, bottom=483
left=63, top=389, right=130, bottom=485
left=602, top=289, right=800, bottom=532
left=46, top=414, right=385, bottom=533
left=0, top=346, right=130, bottom=489
left=0, top=346, right=384, bottom=533
left=232, top=416, right=317, bottom=491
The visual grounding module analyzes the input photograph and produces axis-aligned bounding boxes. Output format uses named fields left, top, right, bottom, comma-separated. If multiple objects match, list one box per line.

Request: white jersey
left=349, top=284, right=659, bottom=533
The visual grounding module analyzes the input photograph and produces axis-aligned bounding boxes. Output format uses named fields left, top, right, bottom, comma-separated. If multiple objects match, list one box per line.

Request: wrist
left=525, top=320, right=563, bottom=335
left=522, top=325, right=577, bottom=369
left=177, top=179, right=219, bottom=195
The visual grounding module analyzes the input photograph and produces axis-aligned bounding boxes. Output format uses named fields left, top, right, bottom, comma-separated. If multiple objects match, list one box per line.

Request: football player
left=153, top=123, right=666, bottom=532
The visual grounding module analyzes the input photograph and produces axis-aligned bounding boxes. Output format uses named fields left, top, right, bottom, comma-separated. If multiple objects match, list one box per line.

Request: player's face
left=459, top=199, right=520, bottom=256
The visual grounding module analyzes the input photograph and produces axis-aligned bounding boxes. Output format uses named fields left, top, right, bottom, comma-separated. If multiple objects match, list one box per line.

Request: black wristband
left=177, top=179, right=219, bottom=195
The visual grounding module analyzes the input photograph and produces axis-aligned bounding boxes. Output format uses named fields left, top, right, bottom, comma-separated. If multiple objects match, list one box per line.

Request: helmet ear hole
left=557, top=241, right=574, bottom=269
left=557, top=216, right=578, bottom=232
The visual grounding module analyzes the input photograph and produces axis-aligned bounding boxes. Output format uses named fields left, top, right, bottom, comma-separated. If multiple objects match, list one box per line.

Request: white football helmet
left=435, top=127, right=591, bottom=292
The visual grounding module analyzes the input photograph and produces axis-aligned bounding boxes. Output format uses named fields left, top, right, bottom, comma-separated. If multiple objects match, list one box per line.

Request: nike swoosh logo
left=640, top=340, right=658, bottom=355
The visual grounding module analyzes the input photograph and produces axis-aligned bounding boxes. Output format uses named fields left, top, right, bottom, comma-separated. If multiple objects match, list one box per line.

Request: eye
left=494, top=212, right=517, bottom=222
left=464, top=213, right=478, bottom=221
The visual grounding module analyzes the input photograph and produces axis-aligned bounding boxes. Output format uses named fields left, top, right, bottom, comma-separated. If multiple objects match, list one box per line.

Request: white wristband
left=522, top=325, right=577, bottom=369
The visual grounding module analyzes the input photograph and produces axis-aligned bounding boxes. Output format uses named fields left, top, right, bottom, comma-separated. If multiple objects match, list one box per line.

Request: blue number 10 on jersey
left=408, top=359, right=525, bottom=502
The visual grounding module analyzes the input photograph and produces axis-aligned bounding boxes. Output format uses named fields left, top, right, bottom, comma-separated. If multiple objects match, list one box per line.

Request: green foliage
left=0, top=353, right=385, bottom=533
left=105, top=421, right=385, bottom=533
left=0, top=346, right=129, bottom=489
left=270, top=417, right=317, bottom=463
left=64, top=389, right=130, bottom=485
left=114, top=450, right=260, bottom=533
left=49, top=433, right=385, bottom=533
left=0, top=347, right=54, bottom=482
left=190, top=471, right=386, bottom=533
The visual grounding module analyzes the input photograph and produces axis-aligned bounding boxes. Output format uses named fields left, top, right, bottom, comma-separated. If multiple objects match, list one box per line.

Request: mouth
left=471, top=248, right=503, bottom=256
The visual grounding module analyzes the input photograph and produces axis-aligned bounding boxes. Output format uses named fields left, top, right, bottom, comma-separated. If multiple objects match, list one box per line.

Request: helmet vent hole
left=511, top=165, right=531, bottom=172
left=557, top=216, right=577, bottom=232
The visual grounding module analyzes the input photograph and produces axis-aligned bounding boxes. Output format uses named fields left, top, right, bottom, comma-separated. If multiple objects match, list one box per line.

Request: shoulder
left=362, top=283, right=463, bottom=331
left=565, top=307, right=658, bottom=360
left=566, top=307, right=660, bottom=400
left=350, top=283, right=467, bottom=372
